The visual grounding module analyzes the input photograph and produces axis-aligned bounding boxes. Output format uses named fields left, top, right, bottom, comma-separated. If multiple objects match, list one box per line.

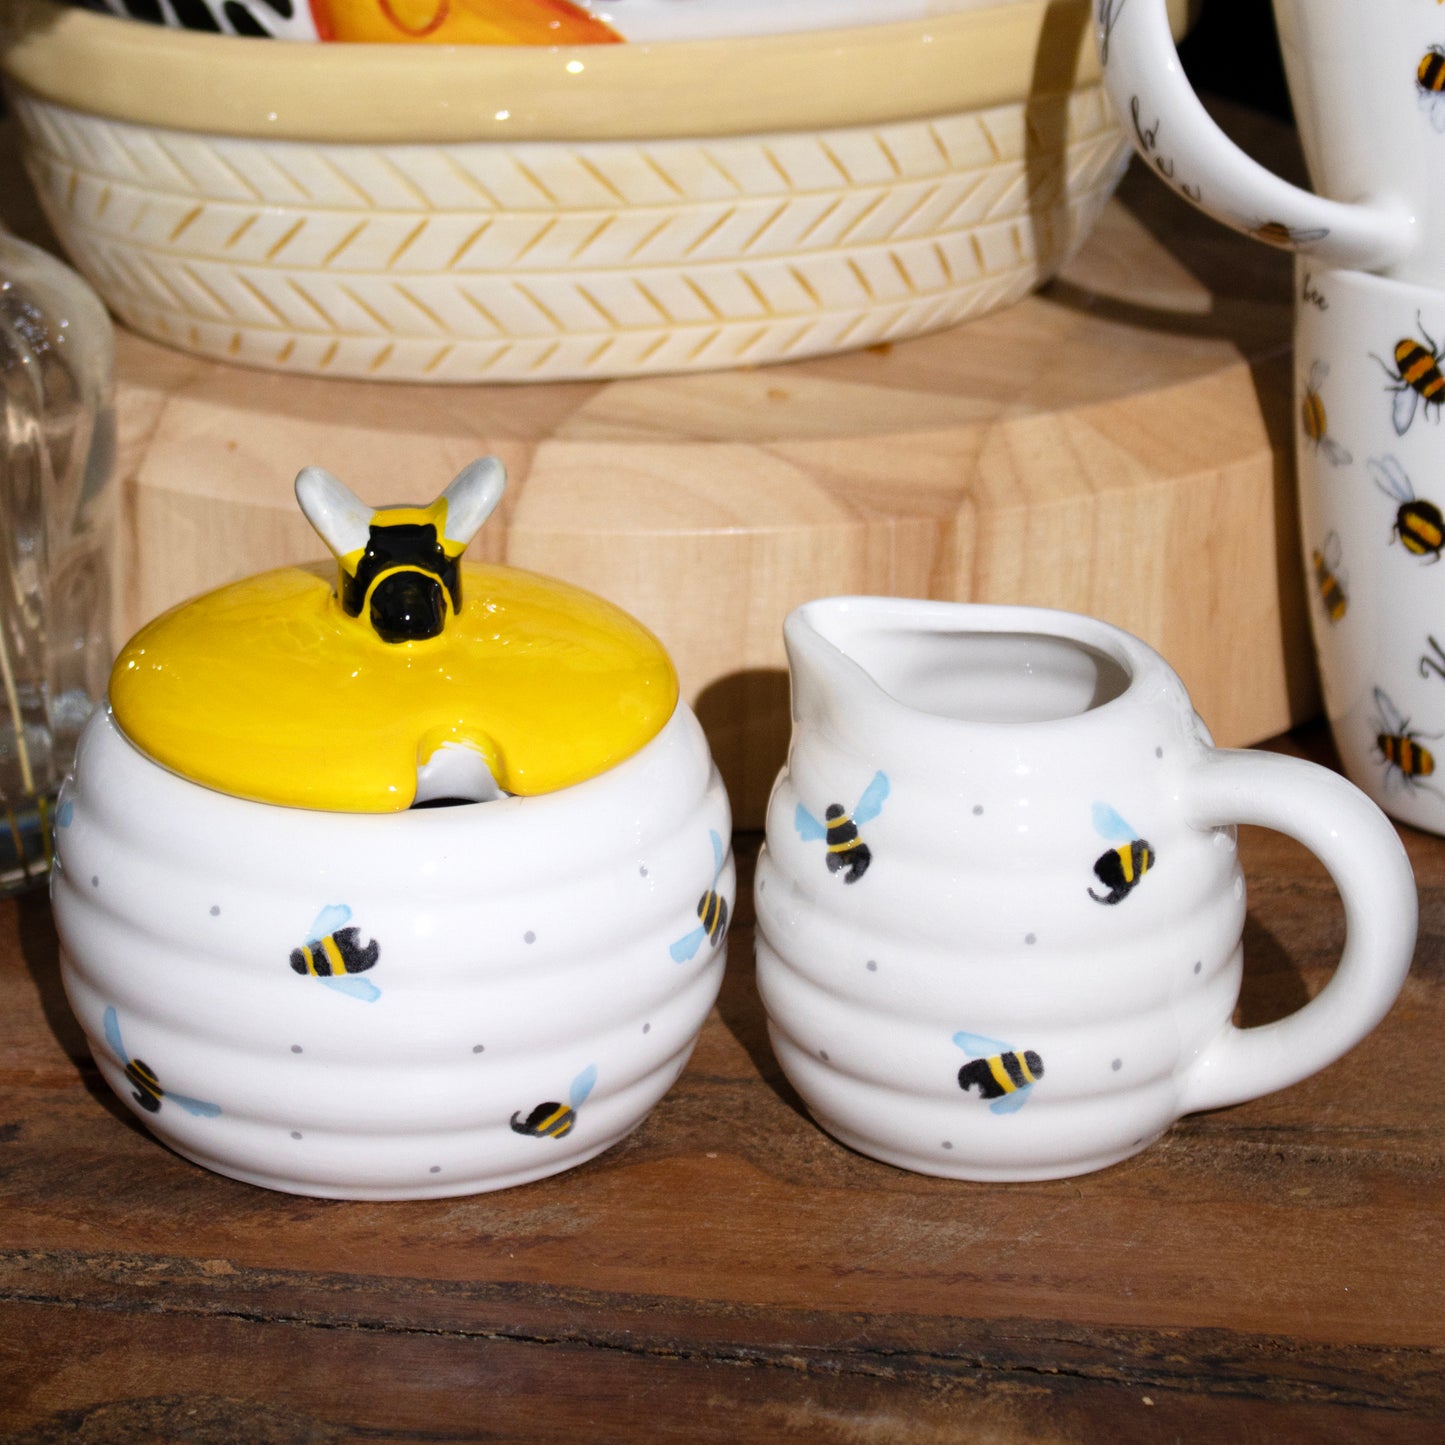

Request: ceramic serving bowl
left=51, top=458, right=734, bottom=1198
left=0, top=0, right=1189, bottom=382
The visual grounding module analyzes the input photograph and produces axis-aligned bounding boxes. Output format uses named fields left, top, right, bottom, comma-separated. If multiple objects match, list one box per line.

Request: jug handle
left=1096, top=0, right=1414, bottom=272
left=1177, top=748, right=1417, bottom=1115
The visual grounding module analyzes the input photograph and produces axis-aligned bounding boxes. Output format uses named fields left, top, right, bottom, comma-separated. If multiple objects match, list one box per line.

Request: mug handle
left=1177, top=748, right=1417, bottom=1115
left=1096, top=0, right=1414, bottom=271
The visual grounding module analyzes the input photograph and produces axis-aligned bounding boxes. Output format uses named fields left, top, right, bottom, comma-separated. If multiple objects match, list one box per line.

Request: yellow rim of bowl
left=0, top=0, right=1190, bottom=143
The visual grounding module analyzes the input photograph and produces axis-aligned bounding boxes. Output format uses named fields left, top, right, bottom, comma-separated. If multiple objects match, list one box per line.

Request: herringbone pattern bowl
left=0, top=2, right=1166, bottom=382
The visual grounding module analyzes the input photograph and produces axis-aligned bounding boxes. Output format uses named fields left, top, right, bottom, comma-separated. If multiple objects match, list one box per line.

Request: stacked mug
left=1099, top=0, right=1445, bottom=834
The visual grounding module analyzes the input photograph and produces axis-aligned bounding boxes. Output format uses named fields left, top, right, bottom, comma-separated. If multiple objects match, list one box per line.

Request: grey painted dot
left=290, top=1131, right=302, bottom=1140
left=209, top=905, right=220, bottom=917
left=1193, top=960, right=1203, bottom=974
left=759, top=878, right=766, bottom=893
left=291, top=1044, right=303, bottom=1054
left=1112, top=1058, right=1123, bottom=1071
left=642, top=1022, right=651, bottom=1033
left=866, top=960, right=878, bottom=972
left=819, top=1049, right=830, bottom=1062
left=524, top=930, right=536, bottom=944
left=1156, top=746, right=1164, bottom=758
left=639, top=865, right=649, bottom=877
left=90, top=875, right=99, bottom=888
left=472, top=1044, right=485, bottom=1054
left=1024, top=932, right=1037, bottom=945
left=972, top=805, right=984, bottom=816
left=942, top=1140, right=954, bottom=1150
left=429, top=1165, right=441, bottom=1174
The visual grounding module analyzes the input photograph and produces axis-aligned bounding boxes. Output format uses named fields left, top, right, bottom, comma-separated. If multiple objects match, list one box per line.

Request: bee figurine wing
left=569, top=1063, right=598, bottom=1109
left=321, top=974, right=382, bottom=1003
left=852, top=771, right=890, bottom=826
left=1091, top=802, right=1137, bottom=843
left=794, top=803, right=828, bottom=842
left=1368, top=454, right=1414, bottom=503
left=709, top=829, right=725, bottom=881
left=952, top=1030, right=1012, bottom=1056
left=102, top=1005, right=129, bottom=1065
left=990, top=1087, right=1033, bottom=1116
left=168, top=1091, right=223, bottom=1118
left=308, top=904, right=352, bottom=941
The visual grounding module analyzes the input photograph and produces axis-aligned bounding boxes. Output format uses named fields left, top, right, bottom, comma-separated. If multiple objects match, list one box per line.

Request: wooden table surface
left=0, top=722, right=1440, bottom=1441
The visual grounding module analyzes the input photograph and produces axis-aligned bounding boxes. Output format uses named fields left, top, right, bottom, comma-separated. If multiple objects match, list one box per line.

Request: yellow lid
left=108, top=459, right=677, bottom=812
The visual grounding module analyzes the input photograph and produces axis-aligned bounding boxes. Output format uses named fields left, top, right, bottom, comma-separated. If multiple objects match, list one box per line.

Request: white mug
left=754, top=599, right=1417, bottom=1181
left=1096, top=0, right=1444, bottom=282
left=1295, top=259, right=1445, bottom=835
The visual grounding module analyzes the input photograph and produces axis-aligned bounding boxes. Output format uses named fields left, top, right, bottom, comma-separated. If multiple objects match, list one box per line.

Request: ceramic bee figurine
left=52, top=457, right=733, bottom=1198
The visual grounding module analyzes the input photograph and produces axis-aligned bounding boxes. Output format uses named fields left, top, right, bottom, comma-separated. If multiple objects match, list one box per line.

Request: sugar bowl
left=52, top=458, right=733, bottom=1198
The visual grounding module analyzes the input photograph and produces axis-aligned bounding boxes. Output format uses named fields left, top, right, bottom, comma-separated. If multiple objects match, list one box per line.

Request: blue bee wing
left=1368, top=454, right=1413, bottom=502
left=169, top=1092, right=222, bottom=1118
left=569, top=1063, right=598, bottom=1108
left=852, top=771, right=890, bottom=826
left=56, top=798, right=74, bottom=828
left=670, top=927, right=705, bottom=964
left=990, top=1087, right=1032, bottom=1116
left=102, top=1005, right=128, bottom=1065
left=1091, top=802, right=1136, bottom=842
left=794, top=804, right=827, bottom=842
left=322, top=975, right=381, bottom=1003
left=1374, top=687, right=1406, bottom=734
left=952, top=1030, right=1011, bottom=1056
left=709, top=829, right=725, bottom=879
left=308, top=904, right=352, bottom=941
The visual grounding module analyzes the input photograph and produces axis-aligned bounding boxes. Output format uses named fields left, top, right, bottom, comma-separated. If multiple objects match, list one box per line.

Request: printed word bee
left=1369, top=455, right=1445, bottom=563
left=1312, top=532, right=1349, bottom=623
left=1372, top=315, right=1445, bottom=435
left=1373, top=687, right=1443, bottom=796
left=511, top=1064, right=598, bottom=1140
left=795, top=770, right=890, bottom=885
left=103, top=1006, right=221, bottom=1118
left=1300, top=361, right=1351, bottom=465
left=290, top=904, right=382, bottom=1002
left=670, top=830, right=730, bottom=963
left=1088, top=802, right=1155, bottom=906
left=953, top=1031, right=1044, bottom=1115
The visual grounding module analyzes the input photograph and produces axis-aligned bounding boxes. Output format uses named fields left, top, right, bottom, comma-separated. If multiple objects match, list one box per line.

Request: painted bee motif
left=290, top=904, right=381, bottom=1002
left=1420, top=45, right=1445, bottom=131
left=511, top=1064, right=598, bottom=1140
left=1089, top=802, right=1155, bottom=905
left=1369, top=455, right=1445, bottom=563
left=1253, top=220, right=1330, bottom=250
left=953, top=1031, right=1044, bottom=1115
left=1374, top=687, right=1444, bottom=796
left=102, top=1006, right=221, bottom=1118
left=669, top=829, right=731, bottom=963
left=1372, top=316, right=1445, bottom=435
left=1300, top=361, right=1352, bottom=465
left=794, top=770, right=890, bottom=885
left=295, top=456, right=504, bottom=645
left=1312, top=532, right=1349, bottom=624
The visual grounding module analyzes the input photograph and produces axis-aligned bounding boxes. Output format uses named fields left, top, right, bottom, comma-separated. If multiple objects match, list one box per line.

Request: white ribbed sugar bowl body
left=53, top=701, right=732, bottom=1199
left=755, top=599, right=1416, bottom=1182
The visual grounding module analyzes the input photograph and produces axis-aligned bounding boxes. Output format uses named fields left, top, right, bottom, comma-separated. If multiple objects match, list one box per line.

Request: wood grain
left=0, top=726, right=1440, bottom=1441
left=0, top=107, right=1313, bottom=826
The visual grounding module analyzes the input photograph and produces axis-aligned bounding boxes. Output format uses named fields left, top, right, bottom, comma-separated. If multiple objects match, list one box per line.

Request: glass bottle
left=0, top=229, right=116, bottom=892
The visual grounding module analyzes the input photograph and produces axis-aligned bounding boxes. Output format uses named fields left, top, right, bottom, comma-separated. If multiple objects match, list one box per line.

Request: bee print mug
left=1294, top=261, right=1445, bottom=836
left=754, top=599, right=1417, bottom=1181
left=1097, top=0, right=1445, bottom=284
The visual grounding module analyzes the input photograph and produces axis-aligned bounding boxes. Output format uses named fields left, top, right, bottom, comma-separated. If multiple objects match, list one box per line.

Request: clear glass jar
left=0, top=230, right=116, bottom=892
